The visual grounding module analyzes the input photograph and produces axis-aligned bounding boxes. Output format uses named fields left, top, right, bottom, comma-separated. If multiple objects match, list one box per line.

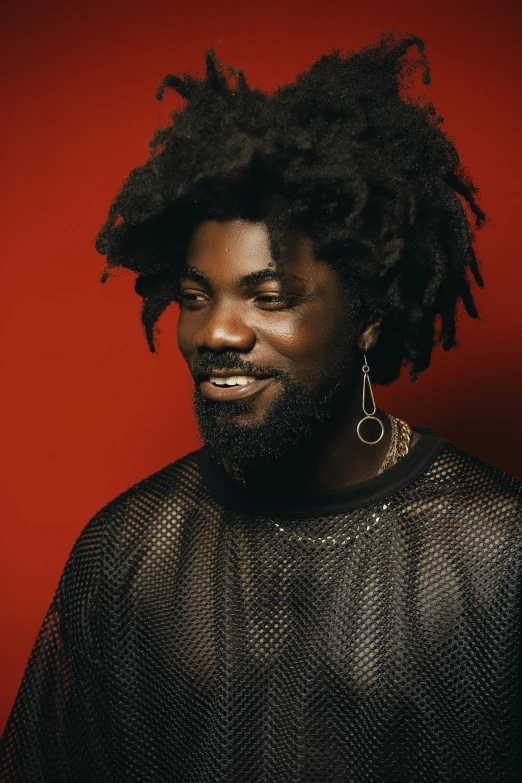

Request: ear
left=357, top=316, right=383, bottom=353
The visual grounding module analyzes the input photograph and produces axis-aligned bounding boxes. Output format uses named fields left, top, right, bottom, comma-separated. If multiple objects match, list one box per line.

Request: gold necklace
left=231, top=414, right=412, bottom=487
left=378, top=414, right=412, bottom=473
left=268, top=501, right=391, bottom=547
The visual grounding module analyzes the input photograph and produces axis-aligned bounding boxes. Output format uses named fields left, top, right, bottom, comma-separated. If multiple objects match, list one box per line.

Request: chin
left=196, top=405, right=283, bottom=463
left=213, top=407, right=270, bottom=430
left=193, top=373, right=341, bottom=465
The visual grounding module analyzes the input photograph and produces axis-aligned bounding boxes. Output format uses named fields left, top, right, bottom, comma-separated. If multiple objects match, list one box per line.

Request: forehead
left=185, top=218, right=322, bottom=282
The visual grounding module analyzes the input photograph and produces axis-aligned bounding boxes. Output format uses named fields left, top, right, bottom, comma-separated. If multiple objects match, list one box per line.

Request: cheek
left=260, top=309, right=357, bottom=385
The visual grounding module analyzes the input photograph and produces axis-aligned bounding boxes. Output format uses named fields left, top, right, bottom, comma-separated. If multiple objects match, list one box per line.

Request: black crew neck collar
left=196, top=427, right=448, bottom=519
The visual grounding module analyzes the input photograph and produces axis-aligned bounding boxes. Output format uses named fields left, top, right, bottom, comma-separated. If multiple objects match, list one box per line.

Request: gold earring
left=356, top=350, right=385, bottom=445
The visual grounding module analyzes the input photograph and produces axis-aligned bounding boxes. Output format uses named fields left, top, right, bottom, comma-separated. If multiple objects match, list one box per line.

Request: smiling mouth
left=198, top=374, right=275, bottom=401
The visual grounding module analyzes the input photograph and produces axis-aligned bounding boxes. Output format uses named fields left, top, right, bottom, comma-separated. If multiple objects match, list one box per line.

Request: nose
left=192, top=302, right=256, bottom=353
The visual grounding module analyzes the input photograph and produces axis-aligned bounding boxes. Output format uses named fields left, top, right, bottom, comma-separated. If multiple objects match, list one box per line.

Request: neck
left=222, top=400, right=394, bottom=496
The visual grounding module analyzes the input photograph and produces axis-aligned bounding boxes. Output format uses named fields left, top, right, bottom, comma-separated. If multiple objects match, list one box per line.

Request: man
left=1, top=32, right=520, bottom=782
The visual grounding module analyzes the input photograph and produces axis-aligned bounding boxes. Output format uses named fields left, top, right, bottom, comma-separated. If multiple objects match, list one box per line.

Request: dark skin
left=177, top=219, right=421, bottom=494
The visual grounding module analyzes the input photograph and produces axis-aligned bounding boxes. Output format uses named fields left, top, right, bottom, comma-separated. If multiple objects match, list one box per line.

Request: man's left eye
left=257, top=294, right=284, bottom=303
left=255, top=292, right=291, bottom=306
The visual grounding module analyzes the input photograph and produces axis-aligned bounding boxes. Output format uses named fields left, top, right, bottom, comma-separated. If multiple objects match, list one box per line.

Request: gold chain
left=377, top=414, right=399, bottom=474
left=378, top=414, right=412, bottom=474
left=268, top=500, right=391, bottom=546
left=231, top=462, right=248, bottom=485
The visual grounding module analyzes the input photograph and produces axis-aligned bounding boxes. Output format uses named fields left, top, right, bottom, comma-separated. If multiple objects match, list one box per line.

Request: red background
left=1, top=0, right=521, bottom=730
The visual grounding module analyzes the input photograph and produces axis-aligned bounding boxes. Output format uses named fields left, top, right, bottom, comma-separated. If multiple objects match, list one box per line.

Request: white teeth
left=209, top=375, right=257, bottom=386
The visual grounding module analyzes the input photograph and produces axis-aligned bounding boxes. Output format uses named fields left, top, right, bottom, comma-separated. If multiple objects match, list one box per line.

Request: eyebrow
left=180, top=266, right=302, bottom=288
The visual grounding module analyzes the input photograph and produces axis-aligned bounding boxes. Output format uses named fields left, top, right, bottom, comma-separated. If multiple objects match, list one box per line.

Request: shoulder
left=421, top=438, right=522, bottom=537
left=64, top=449, right=207, bottom=578
left=95, top=448, right=206, bottom=535
left=100, top=448, right=204, bottom=516
left=44, top=450, right=207, bottom=647
left=429, top=440, right=522, bottom=502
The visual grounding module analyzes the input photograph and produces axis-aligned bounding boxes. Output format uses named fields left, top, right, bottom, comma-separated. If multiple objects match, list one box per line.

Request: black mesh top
left=1, top=428, right=521, bottom=782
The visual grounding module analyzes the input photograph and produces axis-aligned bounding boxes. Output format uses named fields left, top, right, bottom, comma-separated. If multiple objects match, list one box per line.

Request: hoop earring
left=356, top=352, right=385, bottom=445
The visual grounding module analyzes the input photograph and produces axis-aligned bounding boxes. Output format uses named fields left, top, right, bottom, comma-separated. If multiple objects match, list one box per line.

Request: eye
left=256, top=293, right=286, bottom=304
left=254, top=290, right=297, bottom=309
left=178, top=290, right=208, bottom=308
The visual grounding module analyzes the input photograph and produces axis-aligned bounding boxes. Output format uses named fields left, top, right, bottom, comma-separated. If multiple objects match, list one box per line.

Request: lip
left=199, top=377, right=275, bottom=401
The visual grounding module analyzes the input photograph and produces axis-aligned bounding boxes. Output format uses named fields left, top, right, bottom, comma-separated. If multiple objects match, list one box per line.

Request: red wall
left=1, top=0, right=521, bottom=729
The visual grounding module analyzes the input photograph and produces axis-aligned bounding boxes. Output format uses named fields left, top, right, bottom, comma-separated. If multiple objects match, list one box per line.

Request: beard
left=192, top=358, right=347, bottom=467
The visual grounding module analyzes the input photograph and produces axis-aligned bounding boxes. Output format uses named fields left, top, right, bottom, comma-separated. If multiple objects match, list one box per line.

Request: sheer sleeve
left=0, top=509, right=114, bottom=781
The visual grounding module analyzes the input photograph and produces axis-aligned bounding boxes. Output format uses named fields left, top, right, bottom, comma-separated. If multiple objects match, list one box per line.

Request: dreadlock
left=95, top=31, right=485, bottom=384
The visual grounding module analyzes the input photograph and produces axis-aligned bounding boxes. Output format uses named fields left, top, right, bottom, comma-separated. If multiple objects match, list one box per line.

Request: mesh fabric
left=1, top=434, right=521, bottom=781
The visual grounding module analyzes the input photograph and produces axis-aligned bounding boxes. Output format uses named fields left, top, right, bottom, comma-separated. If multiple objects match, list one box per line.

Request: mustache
left=192, top=353, right=284, bottom=380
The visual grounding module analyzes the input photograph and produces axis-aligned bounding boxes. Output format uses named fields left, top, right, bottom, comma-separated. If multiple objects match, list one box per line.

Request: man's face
left=177, top=219, right=362, bottom=464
